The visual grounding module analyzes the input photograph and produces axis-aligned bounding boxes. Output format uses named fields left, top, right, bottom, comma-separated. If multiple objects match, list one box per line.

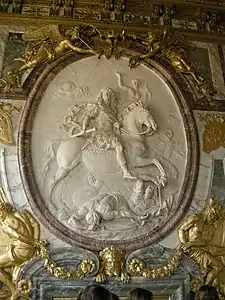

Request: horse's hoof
left=123, top=172, right=137, bottom=180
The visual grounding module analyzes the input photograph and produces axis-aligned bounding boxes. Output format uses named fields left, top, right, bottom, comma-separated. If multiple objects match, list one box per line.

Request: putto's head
left=70, top=27, right=79, bottom=40
left=204, top=198, right=223, bottom=223
left=132, top=79, right=140, bottom=89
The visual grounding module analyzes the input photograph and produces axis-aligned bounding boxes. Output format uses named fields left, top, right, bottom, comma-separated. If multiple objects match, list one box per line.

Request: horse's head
left=121, top=101, right=157, bottom=136
left=132, top=101, right=157, bottom=136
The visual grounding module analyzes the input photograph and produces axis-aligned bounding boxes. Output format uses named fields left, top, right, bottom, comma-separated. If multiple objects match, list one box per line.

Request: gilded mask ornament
left=95, top=246, right=130, bottom=283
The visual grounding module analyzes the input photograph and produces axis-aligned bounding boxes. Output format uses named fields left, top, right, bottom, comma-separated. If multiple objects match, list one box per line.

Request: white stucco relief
left=31, top=57, right=187, bottom=241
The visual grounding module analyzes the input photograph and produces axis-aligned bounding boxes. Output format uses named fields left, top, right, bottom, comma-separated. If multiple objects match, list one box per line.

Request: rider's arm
left=66, top=40, right=94, bottom=54
left=82, top=115, right=90, bottom=132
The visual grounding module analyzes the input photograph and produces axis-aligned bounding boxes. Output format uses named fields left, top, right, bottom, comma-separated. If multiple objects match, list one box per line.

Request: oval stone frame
left=18, top=51, right=199, bottom=251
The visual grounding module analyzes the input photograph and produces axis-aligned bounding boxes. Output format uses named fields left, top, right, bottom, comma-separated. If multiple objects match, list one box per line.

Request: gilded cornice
left=0, top=1, right=225, bottom=43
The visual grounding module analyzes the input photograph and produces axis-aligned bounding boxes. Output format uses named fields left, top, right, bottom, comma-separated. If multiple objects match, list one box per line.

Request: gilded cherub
left=129, top=30, right=166, bottom=68
left=0, top=190, right=41, bottom=299
left=16, top=24, right=96, bottom=73
left=178, top=199, right=225, bottom=297
left=129, top=30, right=214, bottom=97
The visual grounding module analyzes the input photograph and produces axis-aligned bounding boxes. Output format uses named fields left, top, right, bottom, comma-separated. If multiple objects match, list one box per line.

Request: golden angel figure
left=16, top=24, right=96, bottom=72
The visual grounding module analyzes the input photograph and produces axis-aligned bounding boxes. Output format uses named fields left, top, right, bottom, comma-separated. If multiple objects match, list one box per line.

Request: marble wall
left=0, top=25, right=225, bottom=299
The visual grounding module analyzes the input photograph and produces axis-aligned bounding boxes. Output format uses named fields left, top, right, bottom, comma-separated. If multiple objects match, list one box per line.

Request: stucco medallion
left=19, top=53, right=199, bottom=251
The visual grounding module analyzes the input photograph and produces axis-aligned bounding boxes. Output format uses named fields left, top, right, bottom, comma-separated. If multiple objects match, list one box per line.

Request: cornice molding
left=0, top=1, right=225, bottom=44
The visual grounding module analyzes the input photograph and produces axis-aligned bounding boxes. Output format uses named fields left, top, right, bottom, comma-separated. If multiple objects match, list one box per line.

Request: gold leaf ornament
left=17, top=279, right=32, bottom=298
left=0, top=106, right=14, bottom=146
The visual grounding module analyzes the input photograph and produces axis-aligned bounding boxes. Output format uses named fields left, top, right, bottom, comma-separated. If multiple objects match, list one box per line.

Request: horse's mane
left=119, top=101, right=149, bottom=123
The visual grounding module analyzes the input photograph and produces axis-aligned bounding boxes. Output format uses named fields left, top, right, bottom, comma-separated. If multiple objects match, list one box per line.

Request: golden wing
left=22, top=25, right=62, bottom=42
left=0, top=107, right=15, bottom=146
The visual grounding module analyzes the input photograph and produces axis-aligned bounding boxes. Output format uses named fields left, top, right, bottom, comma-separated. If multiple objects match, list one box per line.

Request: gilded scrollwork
left=178, top=199, right=225, bottom=298
left=0, top=71, right=21, bottom=93
left=199, top=113, right=225, bottom=153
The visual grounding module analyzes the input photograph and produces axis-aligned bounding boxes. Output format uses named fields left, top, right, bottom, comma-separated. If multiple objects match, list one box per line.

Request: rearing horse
left=44, top=101, right=166, bottom=202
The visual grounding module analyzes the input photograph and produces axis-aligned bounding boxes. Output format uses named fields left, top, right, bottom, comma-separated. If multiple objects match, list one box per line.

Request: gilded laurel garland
left=38, top=241, right=96, bottom=280
left=129, top=249, right=183, bottom=279
left=0, top=24, right=213, bottom=100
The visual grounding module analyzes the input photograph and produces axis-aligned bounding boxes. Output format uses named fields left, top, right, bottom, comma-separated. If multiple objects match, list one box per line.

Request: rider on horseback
left=79, top=87, right=136, bottom=180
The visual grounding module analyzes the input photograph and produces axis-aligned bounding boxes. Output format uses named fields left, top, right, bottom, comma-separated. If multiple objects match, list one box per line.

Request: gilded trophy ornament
left=178, top=199, right=225, bottom=298
left=98, top=30, right=135, bottom=60
left=198, top=113, right=225, bottom=153
left=95, top=246, right=130, bottom=283
left=0, top=187, right=98, bottom=299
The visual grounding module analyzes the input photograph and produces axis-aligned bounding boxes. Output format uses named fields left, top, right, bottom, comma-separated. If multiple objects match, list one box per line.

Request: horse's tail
left=43, top=140, right=60, bottom=175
